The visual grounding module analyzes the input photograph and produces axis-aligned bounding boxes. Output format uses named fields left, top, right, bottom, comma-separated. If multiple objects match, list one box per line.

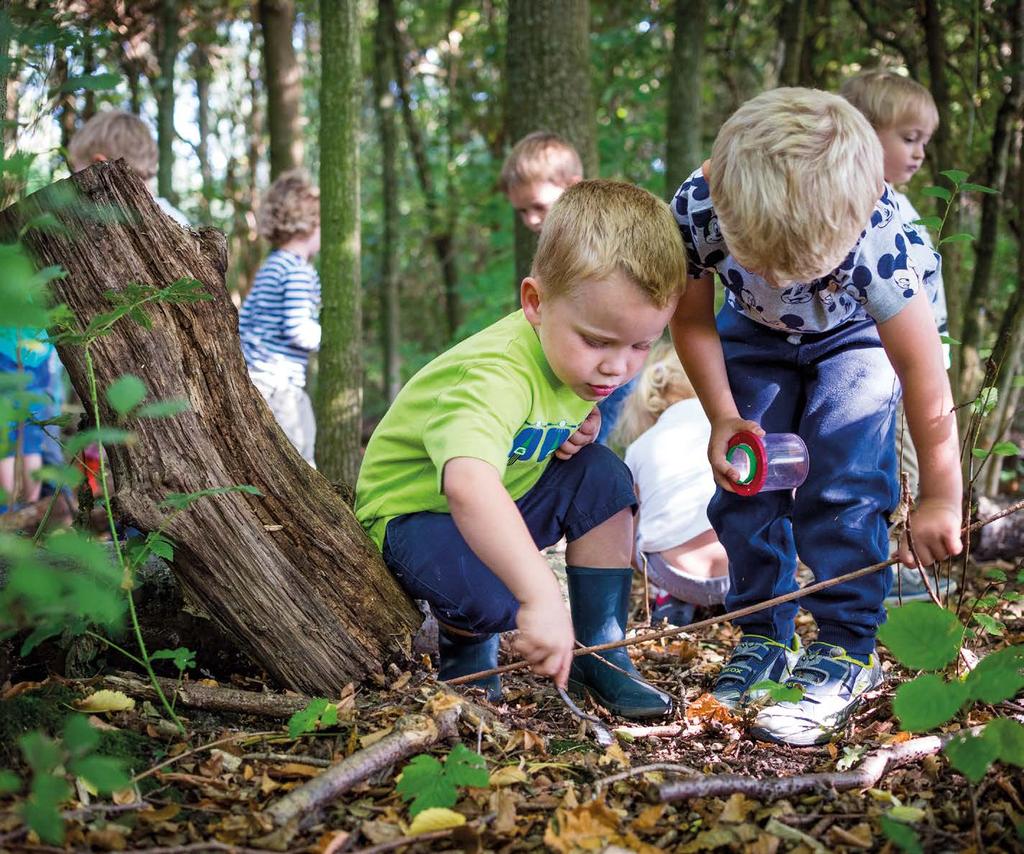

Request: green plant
left=395, top=743, right=489, bottom=817
left=287, top=697, right=341, bottom=738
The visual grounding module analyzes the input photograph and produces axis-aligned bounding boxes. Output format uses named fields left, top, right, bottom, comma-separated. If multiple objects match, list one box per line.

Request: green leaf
left=921, top=185, right=952, bottom=202
left=65, top=427, right=135, bottom=456
left=23, top=772, right=71, bottom=844
left=135, top=398, right=189, bottom=419
left=939, top=334, right=961, bottom=346
left=945, top=730, right=999, bottom=783
left=893, top=674, right=969, bottom=731
left=396, top=754, right=457, bottom=816
left=972, top=387, right=999, bottom=417
left=30, top=464, right=84, bottom=489
left=938, top=232, right=975, bottom=246
left=973, top=613, right=1005, bottom=637
left=881, top=815, right=923, bottom=854
left=287, top=698, right=330, bottom=738
left=62, top=714, right=100, bottom=756
left=59, top=72, right=120, bottom=92
left=158, top=484, right=262, bottom=511
left=145, top=533, right=174, bottom=561
left=912, top=216, right=943, bottom=231
left=106, top=374, right=147, bottom=416
left=150, top=647, right=196, bottom=671
left=972, top=447, right=990, bottom=459
left=983, top=568, right=1008, bottom=582
left=1013, top=375, right=1024, bottom=389
left=940, top=169, right=969, bottom=184
left=878, top=601, right=965, bottom=670
left=0, top=769, right=21, bottom=794
left=443, top=743, right=489, bottom=789
left=959, top=182, right=998, bottom=194
left=750, top=679, right=804, bottom=703
left=985, top=718, right=1024, bottom=767
left=68, top=755, right=129, bottom=793
left=991, top=442, right=1020, bottom=456
left=18, top=732, right=62, bottom=774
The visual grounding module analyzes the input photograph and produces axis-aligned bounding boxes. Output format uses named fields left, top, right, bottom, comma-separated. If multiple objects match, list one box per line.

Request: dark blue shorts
left=2, top=354, right=51, bottom=457
left=382, top=442, right=637, bottom=634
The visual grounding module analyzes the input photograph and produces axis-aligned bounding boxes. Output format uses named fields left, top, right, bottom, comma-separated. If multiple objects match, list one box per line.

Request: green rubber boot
left=566, top=566, right=673, bottom=719
left=438, top=630, right=502, bottom=702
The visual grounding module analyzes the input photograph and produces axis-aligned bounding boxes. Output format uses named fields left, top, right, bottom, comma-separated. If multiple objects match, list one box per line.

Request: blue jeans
left=382, top=443, right=637, bottom=634
left=709, top=306, right=900, bottom=655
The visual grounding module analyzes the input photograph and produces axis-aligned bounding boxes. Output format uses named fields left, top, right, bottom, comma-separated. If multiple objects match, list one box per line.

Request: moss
left=0, top=683, right=82, bottom=762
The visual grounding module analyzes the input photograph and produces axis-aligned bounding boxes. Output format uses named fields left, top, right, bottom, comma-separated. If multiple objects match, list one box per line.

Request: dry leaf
left=73, top=690, right=135, bottom=713
left=684, top=692, right=740, bottom=724
left=407, top=807, right=466, bottom=835
left=490, top=788, right=520, bottom=835
left=138, top=804, right=181, bottom=823
left=360, top=726, right=393, bottom=748
left=598, top=741, right=630, bottom=768
left=633, top=803, right=666, bottom=831
left=719, top=792, right=755, bottom=823
left=267, top=762, right=323, bottom=779
left=545, top=798, right=659, bottom=854
left=489, top=766, right=529, bottom=786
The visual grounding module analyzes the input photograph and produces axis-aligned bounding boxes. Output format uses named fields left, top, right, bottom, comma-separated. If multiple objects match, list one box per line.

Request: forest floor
left=1, top=557, right=1023, bottom=854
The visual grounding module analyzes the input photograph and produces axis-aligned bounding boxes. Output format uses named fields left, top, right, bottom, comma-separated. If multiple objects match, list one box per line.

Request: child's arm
left=554, top=406, right=601, bottom=460
left=669, top=275, right=763, bottom=491
left=281, top=270, right=322, bottom=351
left=443, top=456, right=575, bottom=688
left=877, top=292, right=963, bottom=566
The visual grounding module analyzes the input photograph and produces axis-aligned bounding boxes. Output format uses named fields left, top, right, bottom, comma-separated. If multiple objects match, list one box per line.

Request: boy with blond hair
left=841, top=69, right=954, bottom=603
left=68, top=109, right=188, bottom=225
left=238, top=170, right=322, bottom=466
left=356, top=180, right=684, bottom=718
left=670, top=88, right=962, bottom=745
left=499, top=131, right=583, bottom=234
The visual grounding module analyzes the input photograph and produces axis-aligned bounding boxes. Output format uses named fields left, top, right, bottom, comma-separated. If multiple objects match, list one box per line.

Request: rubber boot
left=438, top=630, right=502, bottom=702
left=566, top=566, right=673, bottom=719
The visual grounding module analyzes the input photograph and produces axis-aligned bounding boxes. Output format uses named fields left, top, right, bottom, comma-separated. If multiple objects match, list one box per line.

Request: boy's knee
left=569, top=442, right=633, bottom=495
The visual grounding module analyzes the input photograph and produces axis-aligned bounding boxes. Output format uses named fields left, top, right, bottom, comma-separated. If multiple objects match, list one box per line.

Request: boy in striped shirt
left=238, top=170, right=322, bottom=465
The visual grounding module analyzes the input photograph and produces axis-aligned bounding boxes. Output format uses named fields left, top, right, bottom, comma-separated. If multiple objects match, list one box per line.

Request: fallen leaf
left=138, top=804, right=181, bottom=823
left=267, top=762, right=323, bottom=779
left=633, top=803, right=666, bottom=831
left=3, top=680, right=44, bottom=700
left=829, top=822, right=873, bottom=848
left=73, top=689, right=135, bottom=713
left=889, top=806, right=926, bottom=823
left=489, top=765, right=529, bottom=786
left=490, top=788, right=520, bottom=835
left=545, top=797, right=659, bottom=854
left=598, top=742, right=630, bottom=768
left=684, top=693, right=740, bottom=724
left=407, top=807, right=466, bottom=835
left=360, top=726, right=393, bottom=748
left=719, top=792, right=755, bottom=823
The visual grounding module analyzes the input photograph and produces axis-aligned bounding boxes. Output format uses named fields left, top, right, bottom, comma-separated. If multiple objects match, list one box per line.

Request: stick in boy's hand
left=554, top=406, right=602, bottom=460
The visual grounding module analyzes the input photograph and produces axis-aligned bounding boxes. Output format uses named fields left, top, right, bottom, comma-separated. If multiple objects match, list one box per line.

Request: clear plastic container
left=726, top=431, right=809, bottom=496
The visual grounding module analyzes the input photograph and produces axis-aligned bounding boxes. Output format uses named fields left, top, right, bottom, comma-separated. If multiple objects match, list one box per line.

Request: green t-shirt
left=355, top=310, right=595, bottom=550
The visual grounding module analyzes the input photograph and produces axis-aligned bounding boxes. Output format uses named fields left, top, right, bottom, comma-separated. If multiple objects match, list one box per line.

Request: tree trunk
left=192, top=42, right=214, bottom=221
left=665, top=0, right=706, bottom=200
left=155, top=0, right=180, bottom=204
left=259, top=0, right=304, bottom=178
left=777, top=0, right=806, bottom=87
left=54, top=48, right=76, bottom=169
left=374, top=0, right=402, bottom=403
left=0, top=162, right=419, bottom=695
left=315, top=0, right=362, bottom=485
left=385, top=0, right=460, bottom=339
left=82, top=39, right=96, bottom=121
left=506, top=0, right=597, bottom=283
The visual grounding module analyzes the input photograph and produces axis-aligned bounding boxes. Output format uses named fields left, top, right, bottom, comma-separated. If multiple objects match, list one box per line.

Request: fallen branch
left=659, top=726, right=986, bottom=802
left=450, top=499, right=1024, bottom=686
left=104, top=671, right=311, bottom=718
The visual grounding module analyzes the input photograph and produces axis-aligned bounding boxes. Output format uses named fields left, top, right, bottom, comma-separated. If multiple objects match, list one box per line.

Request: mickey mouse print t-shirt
left=671, top=167, right=937, bottom=334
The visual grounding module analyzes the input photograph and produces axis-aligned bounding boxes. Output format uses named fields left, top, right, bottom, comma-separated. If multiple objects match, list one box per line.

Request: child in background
left=671, top=88, right=962, bottom=745
left=0, top=329, right=52, bottom=508
left=68, top=110, right=189, bottom=226
left=498, top=132, right=634, bottom=444
left=356, top=181, right=685, bottom=718
left=238, top=170, right=321, bottom=467
left=611, top=341, right=729, bottom=626
left=840, top=69, right=955, bottom=603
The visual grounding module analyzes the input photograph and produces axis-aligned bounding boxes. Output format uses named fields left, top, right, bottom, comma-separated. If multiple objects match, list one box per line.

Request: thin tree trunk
left=960, top=0, right=1023, bottom=401
left=81, top=39, right=96, bottom=121
left=506, top=0, right=597, bottom=284
left=777, top=0, right=806, bottom=87
left=315, top=0, right=362, bottom=485
left=155, top=0, right=180, bottom=203
left=0, top=162, right=419, bottom=694
left=374, top=0, right=401, bottom=403
left=665, top=0, right=706, bottom=199
left=192, top=42, right=214, bottom=221
left=54, top=48, right=76, bottom=168
left=259, top=0, right=304, bottom=178
left=385, top=0, right=460, bottom=339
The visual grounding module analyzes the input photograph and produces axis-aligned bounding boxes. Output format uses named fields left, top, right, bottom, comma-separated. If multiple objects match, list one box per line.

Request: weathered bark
left=0, top=161, right=419, bottom=695
left=776, top=0, right=806, bottom=87
left=385, top=0, right=460, bottom=339
left=974, top=496, right=1024, bottom=561
left=155, top=0, right=180, bottom=204
left=373, top=0, right=402, bottom=403
left=506, top=0, right=597, bottom=283
left=665, top=0, right=706, bottom=199
left=316, top=0, right=362, bottom=485
left=259, top=0, right=304, bottom=178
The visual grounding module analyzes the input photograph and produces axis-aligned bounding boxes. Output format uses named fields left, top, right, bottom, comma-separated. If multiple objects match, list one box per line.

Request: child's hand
left=555, top=406, right=601, bottom=460
left=513, top=596, right=575, bottom=688
left=708, top=416, right=764, bottom=491
left=896, top=499, right=963, bottom=567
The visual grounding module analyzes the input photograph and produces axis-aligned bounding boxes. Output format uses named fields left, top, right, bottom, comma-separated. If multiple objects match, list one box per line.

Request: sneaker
left=651, top=594, right=696, bottom=627
left=750, top=642, right=883, bottom=746
left=712, top=634, right=801, bottom=710
left=884, top=566, right=958, bottom=606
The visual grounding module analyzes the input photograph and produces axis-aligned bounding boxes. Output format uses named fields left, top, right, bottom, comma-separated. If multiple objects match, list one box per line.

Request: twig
left=241, top=753, right=332, bottom=768
left=349, top=829, right=457, bottom=854
left=595, top=762, right=699, bottom=790
left=450, top=500, right=1024, bottom=687
left=556, top=685, right=612, bottom=746
left=132, top=731, right=278, bottom=784
left=613, top=724, right=684, bottom=739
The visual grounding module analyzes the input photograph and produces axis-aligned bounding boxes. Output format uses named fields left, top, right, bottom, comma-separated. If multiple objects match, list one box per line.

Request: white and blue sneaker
left=712, top=634, right=801, bottom=710
left=751, top=642, right=883, bottom=746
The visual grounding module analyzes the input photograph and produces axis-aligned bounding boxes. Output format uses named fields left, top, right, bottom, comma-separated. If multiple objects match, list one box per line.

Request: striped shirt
left=238, top=249, right=321, bottom=389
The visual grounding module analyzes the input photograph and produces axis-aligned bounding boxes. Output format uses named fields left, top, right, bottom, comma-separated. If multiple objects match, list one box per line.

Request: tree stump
left=0, top=161, right=420, bottom=695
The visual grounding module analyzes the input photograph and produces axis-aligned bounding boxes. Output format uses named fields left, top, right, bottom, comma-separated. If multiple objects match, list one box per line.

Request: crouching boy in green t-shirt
left=355, top=181, right=686, bottom=718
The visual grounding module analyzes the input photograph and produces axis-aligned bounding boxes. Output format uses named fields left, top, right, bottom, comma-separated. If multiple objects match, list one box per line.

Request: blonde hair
left=257, top=169, right=320, bottom=246
left=531, top=180, right=687, bottom=309
left=498, top=131, right=584, bottom=193
left=710, top=87, right=883, bottom=285
left=610, top=341, right=696, bottom=449
left=840, top=69, right=939, bottom=133
left=68, top=110, right=158, bottom=180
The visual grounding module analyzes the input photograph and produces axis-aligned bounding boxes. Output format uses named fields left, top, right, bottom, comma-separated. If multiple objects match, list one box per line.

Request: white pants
left=251, top=377, right=317, bottom=467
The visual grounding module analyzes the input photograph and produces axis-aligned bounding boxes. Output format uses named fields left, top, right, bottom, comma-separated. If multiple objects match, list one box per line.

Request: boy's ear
left=521, top=276, right=543, bottom=323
